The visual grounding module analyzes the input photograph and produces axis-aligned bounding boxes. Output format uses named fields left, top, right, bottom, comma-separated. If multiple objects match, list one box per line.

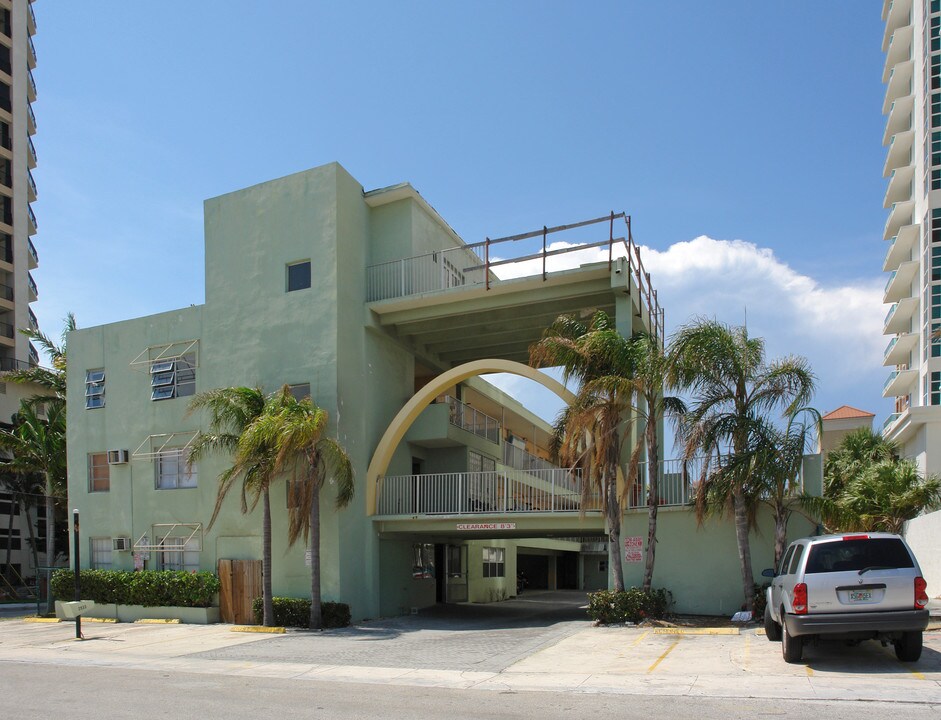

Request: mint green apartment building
left=65, top=162, right=818, bottom=621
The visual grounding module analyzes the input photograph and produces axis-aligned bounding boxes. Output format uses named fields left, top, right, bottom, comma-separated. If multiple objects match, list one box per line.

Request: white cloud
left=492, top=235, right=890, bottom=424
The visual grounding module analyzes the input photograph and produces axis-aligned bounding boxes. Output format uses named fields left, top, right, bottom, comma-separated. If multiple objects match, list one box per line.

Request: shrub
left=51, top=570, right=220, bottom=608
left=251, top=596, right=351, bottom=629
left=586, top=588, right=673, bottom=624
left=753, top=582, right=769, bottom=618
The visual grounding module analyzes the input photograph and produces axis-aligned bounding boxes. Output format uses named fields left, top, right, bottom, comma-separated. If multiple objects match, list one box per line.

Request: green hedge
left=587, top=588, right=673, bottom=624
left=252, top=596, right=351, bottom=629
left=51, top=570, right=220, bottom=608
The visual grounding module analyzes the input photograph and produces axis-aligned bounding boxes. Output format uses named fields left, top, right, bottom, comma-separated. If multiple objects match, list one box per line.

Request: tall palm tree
left=0, top=402, right=67, bottom=611
left=531, top=311, right=642, bottom=592
left=631, top=332, right=686, bottom=591
left=669, top=318, right=814, bottom=612
left=244, top=386, right=354, bottom=629
left=186, top=387, right=276, bottom=624
left=822, top=427, right=897, bottom=497
left=0, top=465, right=43, bottom=582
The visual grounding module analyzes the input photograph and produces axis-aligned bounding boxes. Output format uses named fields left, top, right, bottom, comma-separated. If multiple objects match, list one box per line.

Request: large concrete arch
left=366, top=359, right=575, bottom=515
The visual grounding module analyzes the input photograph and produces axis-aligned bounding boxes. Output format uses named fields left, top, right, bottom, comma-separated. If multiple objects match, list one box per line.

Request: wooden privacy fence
left=218, top=559, right=262, bottom=624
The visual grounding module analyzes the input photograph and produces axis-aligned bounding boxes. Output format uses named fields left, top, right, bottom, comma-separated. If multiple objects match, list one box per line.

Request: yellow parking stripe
left=806, top=666, right=813, bottom=677
left=647, top=637, right=680, bottom=673
left=630, top=630, right=650, bottom=647
left=653, top=627, right=740, bottom=635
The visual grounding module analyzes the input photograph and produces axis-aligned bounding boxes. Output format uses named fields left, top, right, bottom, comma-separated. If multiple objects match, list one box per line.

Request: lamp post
left=72, top=508, right=81, bottom=639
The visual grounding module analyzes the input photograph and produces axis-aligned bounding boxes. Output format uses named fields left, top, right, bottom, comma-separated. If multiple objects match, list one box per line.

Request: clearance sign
left=456, top=523, right=517, bottom=531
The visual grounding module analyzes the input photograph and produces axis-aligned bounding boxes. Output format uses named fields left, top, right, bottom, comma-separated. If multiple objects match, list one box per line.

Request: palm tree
left=0, top=464, right=43, bottom=583
left=4, top=312, right=74, bottom=412
left=186, top=387, right=275, bottom=624
left=531, top=311, right=642, bottom=592
left=0, top=402, right=67, bottom=611
left=243, top=386, right=354, bottom=629
left=699, top=409, right=820, bottom=568
left=668, top=318, right=815, bottom=612
left=807, top=429, right=941, bottom=533
left=631, top=332, right=685, bottom=591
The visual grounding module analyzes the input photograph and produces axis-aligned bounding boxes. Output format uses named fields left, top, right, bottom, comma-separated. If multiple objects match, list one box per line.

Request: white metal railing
left=439, top=395, right=500, bottom=443
left=367, top=246, right=488, bottom=302
left=503, top=443, right=559, bottom=472
left=376, top=468, right=593, bottom=516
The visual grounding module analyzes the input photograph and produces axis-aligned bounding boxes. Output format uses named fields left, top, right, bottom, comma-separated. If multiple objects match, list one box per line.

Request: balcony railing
left=366, top=212, right=665, bottom=339
left=0, top=321, right=13, bottom=339
left=27, top=237, right=37, bottom=265
left=885, top=303, right=898, bottom=326
left=0, top=356, right=34, bottom=372
left=884, top=336, right=898, bottom=359
left=28, top=307, right=37, bottom=331
left=376, top=468, right=590, bottom=516
left=28, top=342, right=38, bottom=365
left=27, top=2, right=36, bottom=34
left=885, top=270, right=897, bottom=293
left=27, top=70, right=36, bottom=99
left=439, top=395, right=500, bottom=443
left=882, top=412, right=901, bottom=433
left=27, top=271, right=37, bottom=298
left=0, top=282, right=12, bottom=301
left=27, top=204, right=36, bottom=231
left=503, top=443, right=559, bottom=473
left=27, top=170, right=36, bottom=198
left=884, top=370, right=900, bottom=393
left=27, top=136, right=36, bottom=165
left=26, top=104, right=35, bottom=133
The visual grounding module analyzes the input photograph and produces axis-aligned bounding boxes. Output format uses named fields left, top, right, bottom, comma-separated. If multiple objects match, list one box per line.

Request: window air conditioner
left=112, top=538, right=131, bottom=552
left=107, top=449, right=129, bottom=465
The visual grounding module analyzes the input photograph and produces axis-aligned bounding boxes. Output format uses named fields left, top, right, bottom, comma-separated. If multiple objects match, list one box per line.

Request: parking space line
left=630, top=630, right=649, bottom=647
left=653, top=628, right=739, bottom=635
left=647, top=637, right=680, bottom=673
left=743, top=634, right=750, bottom=670
left=805, top=666, right=813, bottom=677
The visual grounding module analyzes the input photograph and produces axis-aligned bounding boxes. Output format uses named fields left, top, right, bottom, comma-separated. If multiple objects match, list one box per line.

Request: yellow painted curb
left=654, top=627, right=740, bottom=635
left=755, top=628, right=766, bottom=636
left=231, top=625, right=286, bottom=634
left=84, top=617, right=118, bottom=623
left=23, top=617, right=61, bottom=623
left=134, top=618, right=181, bottom=624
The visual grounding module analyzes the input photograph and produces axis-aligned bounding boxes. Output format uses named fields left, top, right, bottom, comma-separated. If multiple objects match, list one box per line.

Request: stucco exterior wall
left=905, top=509, right=941, bottom=598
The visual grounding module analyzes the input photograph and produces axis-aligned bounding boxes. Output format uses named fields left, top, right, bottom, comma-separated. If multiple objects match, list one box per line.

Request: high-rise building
left=0, top=0, right=40, bottom=589
left=881, top=0, right=941, bottom=474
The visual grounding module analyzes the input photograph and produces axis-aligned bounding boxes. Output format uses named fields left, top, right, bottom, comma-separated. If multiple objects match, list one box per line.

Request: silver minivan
left=763, top=533, right=930, bottom=663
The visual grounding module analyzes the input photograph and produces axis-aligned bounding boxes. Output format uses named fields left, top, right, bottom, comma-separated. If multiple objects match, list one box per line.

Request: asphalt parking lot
left=1, top=591, right=939, bottom=703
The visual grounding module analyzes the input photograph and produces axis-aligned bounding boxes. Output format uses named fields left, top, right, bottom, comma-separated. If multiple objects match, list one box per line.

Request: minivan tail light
left=793, top=583, right=808, bottom=614
left=915, top=576, right=929, bottom=609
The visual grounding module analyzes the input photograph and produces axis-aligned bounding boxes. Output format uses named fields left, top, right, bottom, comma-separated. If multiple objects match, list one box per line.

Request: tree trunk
left=733, top=487, right=754, bottom=612
left=262, top=489, right=274, bottom=627
left=309, top=486, right=322, bottom=630
left=773, top=507, right=788, bottom=570
left=44, top=473, right=55, bottom=614
left=23, top=500, right=38, bottom=583
left=4, top=497, right=13, bottom=581
left=606, top=470, right=624, bottom=592
left=643, top=410, right=658, bottom=592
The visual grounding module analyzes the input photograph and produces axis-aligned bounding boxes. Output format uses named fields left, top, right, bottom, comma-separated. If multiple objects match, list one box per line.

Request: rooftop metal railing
left=366, top=212, right=665, bottom=338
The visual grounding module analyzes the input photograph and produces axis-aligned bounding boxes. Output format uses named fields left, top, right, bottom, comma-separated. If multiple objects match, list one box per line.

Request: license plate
left=849, top=590, right=872, bottom=602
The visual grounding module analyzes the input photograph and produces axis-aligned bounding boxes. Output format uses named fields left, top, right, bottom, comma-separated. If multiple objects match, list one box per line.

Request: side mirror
left=761, top=568, right=775, bottom=578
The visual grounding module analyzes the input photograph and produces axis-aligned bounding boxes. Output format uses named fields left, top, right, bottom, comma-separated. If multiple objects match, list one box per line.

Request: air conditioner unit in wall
left=112, top=538, right=131, bottom=552
left=107, top=449, right=129, bottom=465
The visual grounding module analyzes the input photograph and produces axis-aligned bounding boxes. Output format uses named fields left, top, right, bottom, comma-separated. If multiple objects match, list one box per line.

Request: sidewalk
left=0, top=615, right=938, bottom=703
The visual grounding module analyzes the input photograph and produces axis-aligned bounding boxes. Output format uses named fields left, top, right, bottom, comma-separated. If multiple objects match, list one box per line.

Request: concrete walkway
left=1, top=590, right=939, bottom=704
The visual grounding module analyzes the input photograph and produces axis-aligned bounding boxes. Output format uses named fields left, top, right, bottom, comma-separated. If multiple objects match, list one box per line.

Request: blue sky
left=31, top=2, right=890, bottom=433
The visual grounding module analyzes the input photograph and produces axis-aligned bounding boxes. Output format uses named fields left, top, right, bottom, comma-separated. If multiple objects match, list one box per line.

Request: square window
left=155, top=449, right=197, bottom=489
left=158, top=537, right=200, bottom=572
left=150, top=353, right=196, bottom=401
left=287, top=261, right=311, bottom=292
left=88, top=452, right=110, bottom=492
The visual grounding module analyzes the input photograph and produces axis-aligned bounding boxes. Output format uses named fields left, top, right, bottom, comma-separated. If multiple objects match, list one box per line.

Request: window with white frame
left=158, top=537, right=200, bottom=572
left=155, top=449, right=197, bottom=489
left=88, top=452, right=110, bottom=492
left=85, top=369, right=105, bottom=409
left=482, top=547, right=505, bottom=578
left=90, top=537, right=112, bottom=569
left=150, top=353, right=196, bottom=401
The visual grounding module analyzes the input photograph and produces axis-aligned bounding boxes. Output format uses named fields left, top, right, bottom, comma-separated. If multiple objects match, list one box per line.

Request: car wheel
left=781, top=614, right=802, bottom=663
left=764, top=604, right=781, bottom=642
left=894, top=631, right=923, bottom=662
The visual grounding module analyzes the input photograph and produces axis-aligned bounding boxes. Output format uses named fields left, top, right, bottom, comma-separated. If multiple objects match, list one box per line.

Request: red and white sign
left=456, top=523, right=517, bottom=531
left=624, top=536, right=643, bottom=563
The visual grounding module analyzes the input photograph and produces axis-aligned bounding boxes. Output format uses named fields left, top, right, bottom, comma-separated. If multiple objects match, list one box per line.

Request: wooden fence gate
left=218, top=559, right=263, bottom=624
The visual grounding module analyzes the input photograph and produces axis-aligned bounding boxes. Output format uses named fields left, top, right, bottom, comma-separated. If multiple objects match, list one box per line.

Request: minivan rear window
left=804, top=538, right=914, bottom=574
